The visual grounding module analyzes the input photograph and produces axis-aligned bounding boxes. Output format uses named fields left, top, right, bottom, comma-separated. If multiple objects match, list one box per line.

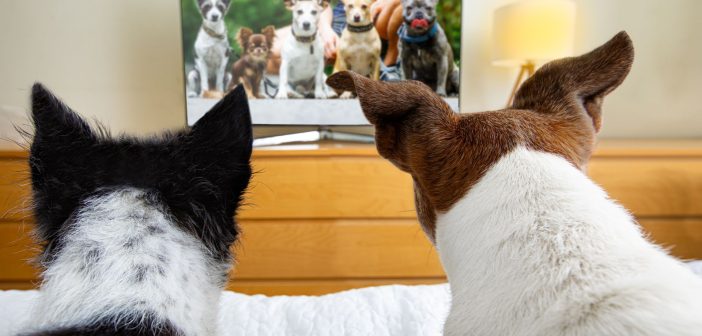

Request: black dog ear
left=29, top=84, right=100, bottom=245
left=513, top=31, right=634, bottom=132
left=186, top=84, right=253, bottom=168
left=31, top=83, right=96, bottom=148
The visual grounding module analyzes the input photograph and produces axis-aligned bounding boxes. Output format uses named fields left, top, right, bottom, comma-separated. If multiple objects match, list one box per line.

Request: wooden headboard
left=1, top=140, right=701, bottom=295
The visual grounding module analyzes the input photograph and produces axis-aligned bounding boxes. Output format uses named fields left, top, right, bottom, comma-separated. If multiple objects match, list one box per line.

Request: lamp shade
left=493, top=0, right=576, bottom=66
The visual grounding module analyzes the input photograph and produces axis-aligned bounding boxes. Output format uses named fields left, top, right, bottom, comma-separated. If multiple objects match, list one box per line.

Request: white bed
left=1, top=261, right=700, bottom=336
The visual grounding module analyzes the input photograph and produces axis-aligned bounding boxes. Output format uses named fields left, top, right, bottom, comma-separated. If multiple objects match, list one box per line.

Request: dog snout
left=353, top=15, right=361, bottom=22
left=302, top=22, right=311, bottom=30
left=414, top=12, right=424, bottom=19
left=211, top=13, right=220, bottom=21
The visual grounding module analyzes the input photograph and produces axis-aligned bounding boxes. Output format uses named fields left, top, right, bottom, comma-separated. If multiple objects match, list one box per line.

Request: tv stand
left=253, top=127, right=374, bottom=147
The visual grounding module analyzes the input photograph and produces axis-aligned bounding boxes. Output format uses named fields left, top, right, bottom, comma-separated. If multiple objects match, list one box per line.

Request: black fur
left=25, top=315, right=183, bottom=336
left=29, top=84, right=253, bottom=265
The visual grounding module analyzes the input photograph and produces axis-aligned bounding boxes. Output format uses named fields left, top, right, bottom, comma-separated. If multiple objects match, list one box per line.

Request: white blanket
left=0, top=284, right=450, bottom=336
left=2, top=261, right=701, bottom=336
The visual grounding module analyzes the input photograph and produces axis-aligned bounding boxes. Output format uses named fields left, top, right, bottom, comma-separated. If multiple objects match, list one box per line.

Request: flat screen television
left=179, top=0, right=461, bottom=130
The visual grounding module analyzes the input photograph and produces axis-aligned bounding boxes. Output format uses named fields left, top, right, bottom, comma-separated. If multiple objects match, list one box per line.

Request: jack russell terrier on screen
left=276, top=0, right=330, bottom=99
left=23, top=85, right=253, bottom=335
left=327, top=32, right=702, bottom=335
left=187, top=0, right=232, bottom=98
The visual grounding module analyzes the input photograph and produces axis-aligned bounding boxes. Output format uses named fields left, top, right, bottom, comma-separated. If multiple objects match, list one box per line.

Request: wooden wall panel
left=240, top=157, right=415, bottom=219
left=0, top=159, right=31, bottom=221
left=233, top=219, right=442, bottom=279
left=589, top=158, right=702, bottom=217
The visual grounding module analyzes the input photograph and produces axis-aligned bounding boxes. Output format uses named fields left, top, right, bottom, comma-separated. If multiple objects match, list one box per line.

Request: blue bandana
left=398, top=22, right=439, bottom=44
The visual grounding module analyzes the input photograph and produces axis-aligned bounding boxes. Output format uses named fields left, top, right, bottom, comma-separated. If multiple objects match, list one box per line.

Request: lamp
left=493, top=0, right=576, bottom=106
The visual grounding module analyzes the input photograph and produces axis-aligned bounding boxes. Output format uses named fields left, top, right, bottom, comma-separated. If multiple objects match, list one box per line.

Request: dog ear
left=513, top=31, right=634, bottom=132
left=327, top=71, right=454, bottom=172
left=236, top=27, right=254, bottom=50
left=326, top=71, right=451, bottom=124
left=318, top=0, right=329, bottom=9
left=29, top=84, right=101, bottom=244
left=284, top=0, right=296, bottom=10
left=30, top=83, right=97, bottom=157
left=261, top=25, right=276, bottom=49
left=187, top=84, right=253, bottom=166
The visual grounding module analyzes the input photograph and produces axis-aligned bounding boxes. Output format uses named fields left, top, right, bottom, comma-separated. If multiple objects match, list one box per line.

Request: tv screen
left=180, top=0, right=461, bottom=126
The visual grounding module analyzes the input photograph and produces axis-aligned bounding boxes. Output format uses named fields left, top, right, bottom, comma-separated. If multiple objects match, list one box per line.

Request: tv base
left=253, top=127, right=374, bottom=147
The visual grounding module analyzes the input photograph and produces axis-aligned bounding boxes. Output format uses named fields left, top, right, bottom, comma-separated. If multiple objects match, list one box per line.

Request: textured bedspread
left=2, top=261, right=701, bottom=336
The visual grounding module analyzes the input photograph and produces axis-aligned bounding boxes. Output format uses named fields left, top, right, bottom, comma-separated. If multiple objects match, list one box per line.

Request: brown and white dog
left=229, top=26, right=276, bottom=98
left=327, top=32, right=702, bottom=335
left=333, top=0, right=381, bottom=98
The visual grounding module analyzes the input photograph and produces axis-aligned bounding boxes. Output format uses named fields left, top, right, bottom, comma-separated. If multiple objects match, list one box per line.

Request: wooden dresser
left=1, top=140, right=702, bottom=295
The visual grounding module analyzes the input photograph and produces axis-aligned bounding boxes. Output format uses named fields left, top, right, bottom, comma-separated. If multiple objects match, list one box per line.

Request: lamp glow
left=492, top=0, right=576, bottom=106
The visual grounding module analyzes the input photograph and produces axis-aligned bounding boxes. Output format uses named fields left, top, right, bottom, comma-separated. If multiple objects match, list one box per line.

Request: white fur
left=437, top=147, right=702, bottom=336
left=276, top=1, right=327, bottom=99
left=28, top=188, right=228, bottom=336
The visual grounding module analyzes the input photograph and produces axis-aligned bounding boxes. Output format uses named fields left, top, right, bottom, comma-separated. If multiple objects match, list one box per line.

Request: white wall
left=0, top=0, right=185, bottom=149
left=461, top=0, right=702, bottom=138
left=1, top=0, right=700, bottom=150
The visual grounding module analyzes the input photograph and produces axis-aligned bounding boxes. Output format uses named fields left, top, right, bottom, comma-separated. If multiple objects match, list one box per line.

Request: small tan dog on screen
left=333, top=0, right=381, bottom=98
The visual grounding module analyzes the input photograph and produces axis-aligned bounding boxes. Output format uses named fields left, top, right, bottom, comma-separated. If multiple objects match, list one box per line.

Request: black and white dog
left=187, top=0, right=232, bottom=97
left=24, top=84, right=253, bottom=335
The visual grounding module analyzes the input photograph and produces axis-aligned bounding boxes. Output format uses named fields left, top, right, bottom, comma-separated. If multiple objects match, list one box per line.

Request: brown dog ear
left=284, top=0, right=296, bottom=9
left=236, top=27, right=254, bottom=50
left=261, top=25, right=276, bottom=49
left=318, top=0, right=330, bottom=9
left=513, top=31, right=634, bottom=132
left=326, top=71, right=451, bottom=124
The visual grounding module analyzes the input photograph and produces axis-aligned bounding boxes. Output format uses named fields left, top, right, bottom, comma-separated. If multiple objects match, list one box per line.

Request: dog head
left=29, top=85, right=253, bottom=262
left=285, top=0, right=329, bottom=36
left=345, top=0, right=373, bottom=26
left=401, top=0, right=438, bottom=34
left=327, top=32, right=634, bottom=243
left=237, top=26, right=276, bottom=62
left=198, top=0, right=230, bottom=25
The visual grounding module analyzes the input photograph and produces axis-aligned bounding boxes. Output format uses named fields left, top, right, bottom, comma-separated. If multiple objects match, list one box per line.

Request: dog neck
left=202, top=20, right=227, bottom=40
left=398, top=22, right=438, bottom=44
left=346, top=22, right=374, bottom=33
left=291, top=26, right=317, bottom=43
left=432, top=146, right=648, bottom=332
left=29, top=188, right=228, bottom=335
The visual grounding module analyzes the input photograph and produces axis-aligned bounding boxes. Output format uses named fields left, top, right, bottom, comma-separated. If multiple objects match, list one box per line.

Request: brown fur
left=327, top=32, right=634, bottom=242
left=229, top=26, right=276, bottom=98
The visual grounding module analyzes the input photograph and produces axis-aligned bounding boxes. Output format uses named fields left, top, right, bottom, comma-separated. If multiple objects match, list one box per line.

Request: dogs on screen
left=24, top=84, right=253, bottom=335
left=327, top=32, right=702, bottom=335
left=187, top=0, right=232, bottom=97
left=398, top=0, right=458, bottom=96
left=333, top=0, right=381, bottom=98
left=276, top=0, right=330, bottom=99
left=229, top=26, right=276, bottom=98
